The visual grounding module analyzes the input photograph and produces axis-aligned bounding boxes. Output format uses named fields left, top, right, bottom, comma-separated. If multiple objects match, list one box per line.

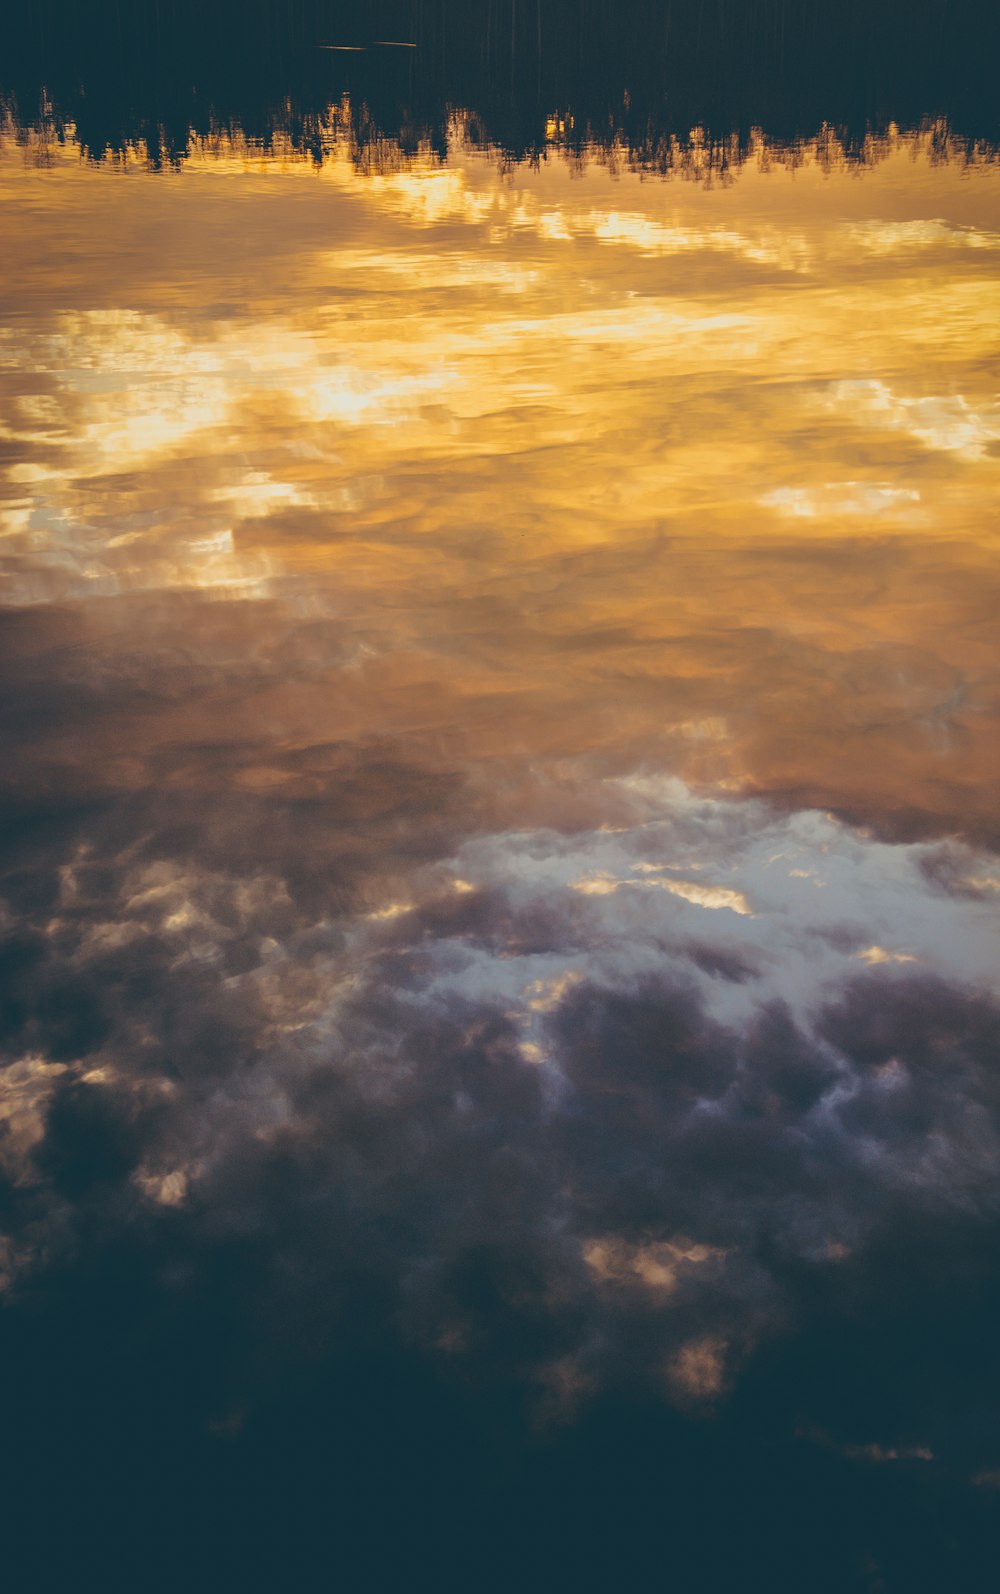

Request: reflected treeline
left=8, top=104, right=992, bottom=188
left=4, top=0, right=999, bottom=167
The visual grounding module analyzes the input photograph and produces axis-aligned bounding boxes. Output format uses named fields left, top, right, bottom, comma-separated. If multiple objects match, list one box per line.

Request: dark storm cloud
left=5, top=562, right=996, bottom=1590
left=3, top=759, right=999, bottom=1412
left=3, top=741, right=1000, bottom=1592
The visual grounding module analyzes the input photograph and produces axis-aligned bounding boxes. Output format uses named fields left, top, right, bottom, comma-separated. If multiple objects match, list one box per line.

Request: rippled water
left=2, top=11, right=1000, bottom=1589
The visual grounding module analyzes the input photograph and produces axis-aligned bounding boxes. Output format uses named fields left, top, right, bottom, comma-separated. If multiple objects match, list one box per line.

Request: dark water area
left=6, top=0, right=1000, bottom=162
left=2, top=5, right=1000, bottom=1593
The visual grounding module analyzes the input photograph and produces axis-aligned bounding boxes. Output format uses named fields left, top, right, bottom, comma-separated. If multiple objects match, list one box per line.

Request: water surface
left=2, top=21, right=1000, bottom=1592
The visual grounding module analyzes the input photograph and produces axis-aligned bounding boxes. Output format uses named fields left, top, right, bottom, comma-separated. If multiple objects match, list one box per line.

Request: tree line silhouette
left=4, top=0, right=998, bottom=166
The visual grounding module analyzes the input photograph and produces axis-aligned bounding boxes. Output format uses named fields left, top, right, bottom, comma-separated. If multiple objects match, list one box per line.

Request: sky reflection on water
left=4, top=124, right=999, bottom=839
left=2, top=94, right=1000, bottom=1592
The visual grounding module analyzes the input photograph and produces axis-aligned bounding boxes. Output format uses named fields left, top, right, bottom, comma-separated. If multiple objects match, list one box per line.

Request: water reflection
left=2, top=72, right=1000, bottom=1593
left=6, top=0, right=1000, bottom=165
left=3, top=121, right=998, bottom=838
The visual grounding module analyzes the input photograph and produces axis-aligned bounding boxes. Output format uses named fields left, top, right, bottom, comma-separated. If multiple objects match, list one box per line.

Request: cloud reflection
left=2, top=127, right=999, bottom=839
left=1, top=110, right=1000, bottom=1586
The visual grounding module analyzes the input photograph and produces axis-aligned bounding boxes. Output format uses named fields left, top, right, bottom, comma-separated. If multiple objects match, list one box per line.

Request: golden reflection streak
left=0, top=122, right=998, bottom=839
